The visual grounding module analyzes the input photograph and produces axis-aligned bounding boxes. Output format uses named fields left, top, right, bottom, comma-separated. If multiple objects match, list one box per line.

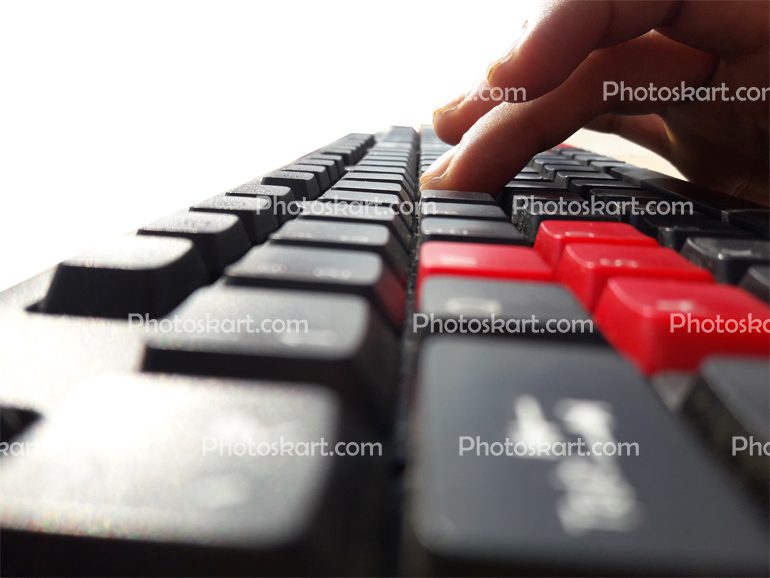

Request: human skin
left=422, top=0, right=769, bottom=206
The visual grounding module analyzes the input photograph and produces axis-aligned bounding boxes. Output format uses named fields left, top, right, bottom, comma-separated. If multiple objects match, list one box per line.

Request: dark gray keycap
left=334, top=178, right=411, bottom=203
left=348, top=164, right=416, bottom=186
left=420, top=218, right=526, bottom=245
left=511, top=195, right=619, bottom=242
left=420, top=201, right=507, bottom=221
left=317, top=147, right=355, bottom=164
left=342, top=172, right=415, bottom=198
left=358, top=158, right=411, bottom=170
left=270, top=219, right=408, bottom=283
left=261, top=170, right=320, bottom=200
left=724, top=209, right=770, bottom=239
left=531, top=157, right=576, bottom=172
left=568, top=179, right=637, bottom=195
left=0, top=374, right=383, bottom=576
left=143, top=286, right=397, bottom=428
left=417, top=278, right=600, bottom=342
left=304, top=153, right=344, bottom=175
left=224, top=182, right=296, bottom=223
left=300, top=201, right=412, bottom=251
left=320, top=189, right=402, bottom=212
left=554, top=170, right=614, bottom=188
left=191, top=194, right=279, bottom=244
left=740, top=266, right=770, bottom=303
left=541, top=164, right=598, bottom=180
left=284, top=164, right=330, bottom=192
left=226, top=245, right=405, bottom=329
left=138, top=212, right=251, bottom=278
left=512, top=173, right=545, bottom=181
left=407, top=337, right=769, bottom=577
left=0, top=406, right=38, bottom=444
left=419, top=189, right=497, bottom=205
left=684, top=357, right=769, bottom=500
left=681, top=237, right=770, bottom=283
left=41, top=236, right=207, bottom=319
left=296, top=157, right=340, bottom=182
left=638, top=214, right=750, bottom=250
left=590, top=160, right=627, bottom=171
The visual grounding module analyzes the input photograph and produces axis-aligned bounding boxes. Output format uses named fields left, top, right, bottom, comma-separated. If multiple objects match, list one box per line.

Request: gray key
left=0, top=374, right=384, bottom=576
left=226, top=244, right=405, bottom=329
left=143, top=286, right=398, bottom=428
left=419, top=189, right=497, bottom=205
left=41, top=236, right=207, bottom=319
left=270, top=219, right=408, bottom=282
left=417, top=278, right=600, bottom=342
left=261, top=170, right=320, bottom=200
left=138, top=211, right=251, bottom=278
left=296, top=157, right=340, bottom=182
left=420, top=201, right=507, bottom=221
left=334, top=178, right=411, bottom=203
left=224, top=182, right=296, bottom=224
left=740, top=265, right=770, bottom=303
left=407, top=337, right=769, bottom=577
left=681, top=237, right=770, bottom=284
left=420, top=218, right=526, bottom=245
left=191, top=194, right=279, bottom=244
left=283, top=164, right=331, bottom=193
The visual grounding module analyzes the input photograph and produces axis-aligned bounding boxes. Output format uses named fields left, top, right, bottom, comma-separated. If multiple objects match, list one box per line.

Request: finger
left=424, top=33, right=713, bottom=192
left=433, top=77, right=499, bottom=144
left=584, top=113, right=673, bottom=159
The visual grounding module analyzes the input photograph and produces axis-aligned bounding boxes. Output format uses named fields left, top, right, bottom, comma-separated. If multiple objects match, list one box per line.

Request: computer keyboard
left=0, top=126, right=768, bottom=577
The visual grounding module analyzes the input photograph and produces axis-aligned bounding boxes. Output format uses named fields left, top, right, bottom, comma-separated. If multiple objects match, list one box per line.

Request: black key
left=40, top=236, right=207, bottom=319
left=420, top=218, right=526, bottom=245
left=318, top=147, right=356, bottom=165
left=320, top=189, right=402, bottom=213
left=299, top=201, right=412, bottom=251
left=420, top=201, right=507, bottom=221
left=511, top=173, right=545, bottom=181
left=343, top=171, right=416, bottom=197
left=554, top=170, right=614, bottom=188
left=335, top=177, right=411, bottom=202
left=529, top=155, right=571, bottom=171
left=304, top=153, right=345, bottom=176
left=138, top=212, right=251, bottom=278
left=502, top=182, right=567, bottom=195
left=349, top=164, right=415, bottom=184
left=568, top=179, right=636, bottom=195
left=684, top=357, right=770, bottom=500
left=296, top=157, right=340, bottom=182
left=0, top=406, right=38, bottom=444
left=724, top=209, right=770, bottom=239
left=358, top=159, right=411, bottom=170
left=0, top=374, right=383, bottom=576
left=681, top=237, right=770, bottom=284
left=226, top=245, right=405, bottom=330
left=419, top=189, right=497, bottom=205
left=637, top=214, right=750, bottom=250
left=191, top=194, right=279, bottom=244
left=740, top=266, right=770, bottom=303
left=407, top=337, right=769, bottom=577
left=573, top=154, right=616, bottom=163
left=270, top=219, right=408, bottom=283
left=512, top=199, right=619, bottom=242
left=261, top=170, right=320, bottom=201
left=283, top=163, right=330, bottom=192
left=224, top=182, right=296, bottom=223
left=143, top=286, right=398, bottom=428
left=417, top=278, right=600, bottom=342
left=542, top=164, right=598, bottom=180
left=590, top=160, right=627, bottom=171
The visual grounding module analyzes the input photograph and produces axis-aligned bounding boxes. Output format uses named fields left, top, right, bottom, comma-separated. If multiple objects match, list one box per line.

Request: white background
left=0, top=0, right=678, bottom=291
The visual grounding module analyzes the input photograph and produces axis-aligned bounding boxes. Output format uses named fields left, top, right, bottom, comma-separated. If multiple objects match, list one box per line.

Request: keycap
left=567, top=179, right=638, bottom=195
left=299, top=201, right=411, bottom=252
left=320, top=189, right=402, bottom=214
left=684, top=357, right=769, bottom=500
left=138, top=212, right=251, bottom=278
left=554, top=170, right=615, bottom=188
left=534, top=220, right=658, bottom=267
left=348, top=164, right=416, bottom=186
left=261, top=170, right=320, bottom=200
left=143, top=286, right=397, bottom=428
left=191, top=195, right=279, bottom=245
left=723, top=209, right=770, bottom=239
left=334, top=178, right=411, bottom=203
left=594, top=278, right=770, bottom=374
left=0, top=406, right=38, bottom=444
left=296, top=157, right=340, bottom=182
left=638, top=214, right=751, bottom=250
left=317, top=147, right=355, bottom=165
left=303, top=153, right=345, bottom=176
left=419, top=189, right=497, bottom=205
left=420, top=218, right=527, bottom=245
left=408, top=337, right=769, bottom=577
left=224, top=183, right=296, bottom=224
left=741, top=266, right=770, bottom=303
left=557, top=244, right=714, bottom=311
left=40, top=236, right=207, bottom=319
left=513, top=196, right=620, bottom=243
left=420, top=201, right=506, bottom=221
left=0, top=374, right=383, bottom=576
left=417, top=278, right=599, bottom=342
left=225, top=244, right=405, bottom=330
left=681, top=237, right=770, bottom=284
left=540, top=163, right=597, bottom=180
left=270, top=219, right=408, bottom=283
left=283, top=163, right=331, bottom=192
left=417, top=242, right=553, bottom=293
left=358, top=159, right=410, bottom=170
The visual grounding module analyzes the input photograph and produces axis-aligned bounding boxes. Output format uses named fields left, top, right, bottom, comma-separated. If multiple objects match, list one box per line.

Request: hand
left=422, top=0, right=769, bottom=206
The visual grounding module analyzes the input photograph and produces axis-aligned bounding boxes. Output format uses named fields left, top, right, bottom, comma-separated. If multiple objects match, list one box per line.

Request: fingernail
left=486, top=19, right=529, bottom=84
left=432, top=93, right=467, bottom=120
left=420, top=148, right=456, bottom=189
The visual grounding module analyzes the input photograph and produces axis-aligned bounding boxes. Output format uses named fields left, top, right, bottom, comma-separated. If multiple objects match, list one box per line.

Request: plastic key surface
left=594, top=278, right=770, bottom=374
left=261, top=170, right=320, bottom=201
left=420, top=218, right=527, bottom=245
left=191, top=195, right=279, bottom=244
left=681, top=237, right=770, bottom=284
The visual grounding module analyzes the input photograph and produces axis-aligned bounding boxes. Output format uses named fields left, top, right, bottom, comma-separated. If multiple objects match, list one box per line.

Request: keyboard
left=0, top=125, right=768, bottom=577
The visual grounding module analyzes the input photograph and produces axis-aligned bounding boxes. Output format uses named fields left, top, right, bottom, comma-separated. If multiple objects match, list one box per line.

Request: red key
left=534, top=220, right=658, bottom=267
left=594, top=278, right=770, bottom=374
left=417, top=241, right=554, bottom=296
left=556, top=243, right=713, bottom=311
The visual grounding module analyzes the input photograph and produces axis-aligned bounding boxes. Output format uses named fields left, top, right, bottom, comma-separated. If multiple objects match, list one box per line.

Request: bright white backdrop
left=0, top=0, right=676, bottom=291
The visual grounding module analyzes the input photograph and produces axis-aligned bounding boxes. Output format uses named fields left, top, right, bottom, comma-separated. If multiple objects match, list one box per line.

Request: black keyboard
left=0, top=126, right=768, bottom=577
